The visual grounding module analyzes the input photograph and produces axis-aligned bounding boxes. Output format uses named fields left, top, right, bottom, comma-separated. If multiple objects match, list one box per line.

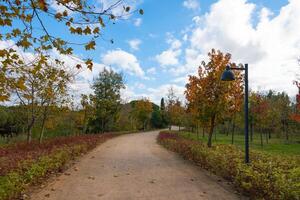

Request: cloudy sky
left=3, top=0, right=300, bottom=104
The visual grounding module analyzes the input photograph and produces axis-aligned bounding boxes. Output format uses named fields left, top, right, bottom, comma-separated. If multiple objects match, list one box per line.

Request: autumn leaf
left=85, top=59, right=93, bottom=70
left=85, top=41, right=96, bottom=50
left=83, top=26, right=91, bottom=35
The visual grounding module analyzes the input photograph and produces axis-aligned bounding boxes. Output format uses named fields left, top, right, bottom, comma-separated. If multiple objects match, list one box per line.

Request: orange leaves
left=290, top=81, right=300, bottom=123
left=185, top=49, right=243, bottom=126
left=85, top=41, right=96, bottom=50
left=38, top=0, right=48, bottom=12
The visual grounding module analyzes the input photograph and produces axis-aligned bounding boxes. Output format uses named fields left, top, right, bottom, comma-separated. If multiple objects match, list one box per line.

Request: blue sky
left=2, top=0, right=300, bottom=105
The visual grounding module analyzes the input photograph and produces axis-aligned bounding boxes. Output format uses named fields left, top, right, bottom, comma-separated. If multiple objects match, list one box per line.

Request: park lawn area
left=179, top=131, right=300, bottom=156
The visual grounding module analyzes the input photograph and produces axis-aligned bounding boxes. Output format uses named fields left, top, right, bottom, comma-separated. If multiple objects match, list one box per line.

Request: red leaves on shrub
left=0, top=134, right=116, bottom=176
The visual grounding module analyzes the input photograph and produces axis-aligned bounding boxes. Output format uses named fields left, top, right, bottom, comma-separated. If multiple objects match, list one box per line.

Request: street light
left=221, top=63, right=249, bottom=163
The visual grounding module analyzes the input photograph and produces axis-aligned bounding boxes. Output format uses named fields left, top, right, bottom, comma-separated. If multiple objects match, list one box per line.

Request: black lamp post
left=221, top=64, right=249, bottom=163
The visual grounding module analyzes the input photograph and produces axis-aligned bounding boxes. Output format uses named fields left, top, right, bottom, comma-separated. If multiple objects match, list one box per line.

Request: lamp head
left=221, top=65, right=235, bottom=81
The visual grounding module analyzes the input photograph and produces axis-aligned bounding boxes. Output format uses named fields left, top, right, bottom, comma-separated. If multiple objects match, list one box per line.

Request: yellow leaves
left=25, top=15, right=33, bottom=22
left=93, top=27, right=100, bottom=34
left=62, top=10, right=68, bottom=17
left=0, top=49, right=7, bottom=57
left=98, top=17, right=105, bottom=27
left=0, top=18, right=12, bottom=26
left=16, top=77, right=26, bottom=90
left=12, top=29, right=21, bottom=37
left=85, top=41, right=95, bottom=50
left=75, top=27, right=82, bottom=35
left=83, top=26, right=91, bottom=35
left=85, top=59, right=93, bottom=71
left=185, top=49, right=243, bottom=123
left=17, top=37, right=32, bottom=49
left=38, top=0, right=48, bottom=12
left=55, top=12, right=63, bottom=20
left=0, top=94, right=9, bottom=102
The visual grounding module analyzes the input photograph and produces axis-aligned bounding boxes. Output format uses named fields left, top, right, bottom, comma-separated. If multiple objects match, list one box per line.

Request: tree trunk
left=83, top=108, right=87, bottom=134
left=196, top=124, right=199, bottom=140
left=250, top=121, right=253, bottom=142
left=260, top=127, right=263, bottom=147
left=207, top=115, right=215, bottom=148
left=231, top=128, right=234, bottom=144
left=27, top=126, right=32, bottom=143
left=39, top=106, right=48, bottom=143
left=285, top=121, right=289, bottom=141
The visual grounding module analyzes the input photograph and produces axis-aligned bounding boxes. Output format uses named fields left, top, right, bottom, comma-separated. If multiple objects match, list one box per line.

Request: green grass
left=180, top=131, right=300, bottom=156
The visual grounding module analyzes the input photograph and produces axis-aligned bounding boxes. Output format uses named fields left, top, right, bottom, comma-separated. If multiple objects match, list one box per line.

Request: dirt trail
left=30, top=131, right=243, bottom=200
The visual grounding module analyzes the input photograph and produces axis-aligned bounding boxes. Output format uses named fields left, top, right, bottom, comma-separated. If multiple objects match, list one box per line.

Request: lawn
left=179, top=131, right=300, bottom=156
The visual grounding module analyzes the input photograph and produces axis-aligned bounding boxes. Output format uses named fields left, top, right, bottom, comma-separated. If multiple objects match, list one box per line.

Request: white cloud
left=183, top=0, right=200, bottom=10
left=156, top=49, right=182, bottom=67
left=134, top=82, right=146, bottom=89
left=134, top=18, right=142, bottom=26
left=127, top=39, right=142, bottom=51
left=171, top=0, right=300, bottom=97
left=155, top=34, right=182, bottom=67
left=50, top=0, right=75, bottom=14
left=102, top=49, right=145, bottom=77
left=147, top=84, right=186, bottom=104
left=121, top=83, right=185, bottom=105
left=147, top=67, right=156, bottom=74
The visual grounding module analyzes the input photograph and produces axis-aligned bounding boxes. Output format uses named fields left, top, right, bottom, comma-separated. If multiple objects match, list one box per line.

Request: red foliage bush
left=0, top=134, right=116, bottom=176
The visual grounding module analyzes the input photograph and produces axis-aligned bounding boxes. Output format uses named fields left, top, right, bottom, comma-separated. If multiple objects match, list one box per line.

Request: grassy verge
left=157, top=130, right=300, bottom=200
left=0, top=133, right=120, bottom=200
left=179, top=131, right=300, bottom=156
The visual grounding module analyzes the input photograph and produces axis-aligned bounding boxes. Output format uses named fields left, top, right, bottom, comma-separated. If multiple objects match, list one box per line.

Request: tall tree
left=166, top=87, right=177, bottom=129
left=290, top=81, right=300, bottom=123
left=160, top=98, right=165, bottom=111
left=91, top=68, right=124, bottom=133
left=132, top=98, right=153, bottom=131
left=11, top=56, right=71, bottom=142
left=160, top=97, right=168, bottom=127
left=185, top=49, right=243, bottom=147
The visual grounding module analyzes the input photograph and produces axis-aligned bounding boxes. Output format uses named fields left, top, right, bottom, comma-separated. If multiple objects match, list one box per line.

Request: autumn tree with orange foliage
left=132, top=98, right=153, bottom=131
left=290, top=81, right=300, bottom=123
left=185, top=49, right=243, bottom=147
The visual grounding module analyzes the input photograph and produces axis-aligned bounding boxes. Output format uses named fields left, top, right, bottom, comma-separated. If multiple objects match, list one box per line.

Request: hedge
left=157, top=131, right=300, bottom=200
left=0, top=134, right=118, bottom=200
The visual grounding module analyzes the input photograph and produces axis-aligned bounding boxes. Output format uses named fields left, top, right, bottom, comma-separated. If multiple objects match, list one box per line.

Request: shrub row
left=0, top=134, right=118, bottom=200
left=157, top=131, right=300, bottom=200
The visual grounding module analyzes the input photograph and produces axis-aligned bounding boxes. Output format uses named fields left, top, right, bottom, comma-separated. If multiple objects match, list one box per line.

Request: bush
left=157, top=131, right=300, bottom=200
left=0, top=133, right=118, bottom=200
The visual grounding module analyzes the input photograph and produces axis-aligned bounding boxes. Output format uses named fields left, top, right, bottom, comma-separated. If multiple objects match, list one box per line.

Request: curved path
left=31, top=131, right=243, bottom=200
